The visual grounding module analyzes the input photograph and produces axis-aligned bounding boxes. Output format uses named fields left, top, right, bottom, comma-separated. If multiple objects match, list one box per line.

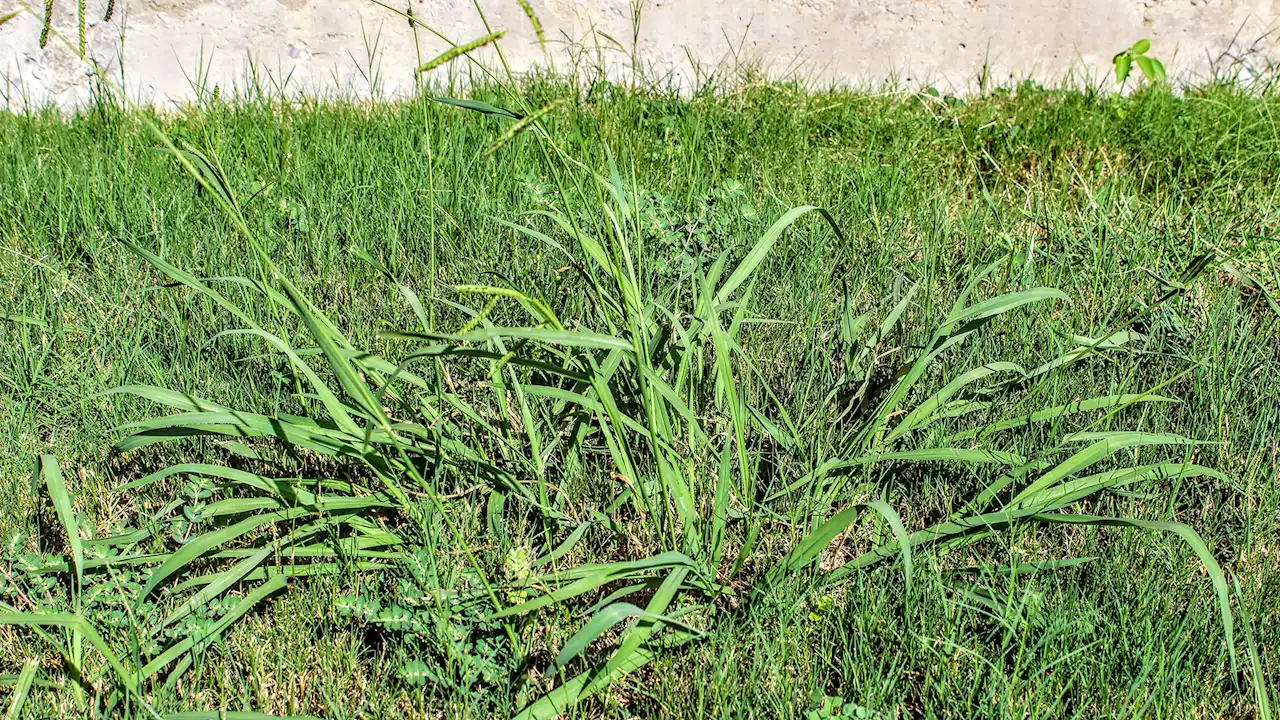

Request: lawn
left=1, top=72, right=1278, bottom=718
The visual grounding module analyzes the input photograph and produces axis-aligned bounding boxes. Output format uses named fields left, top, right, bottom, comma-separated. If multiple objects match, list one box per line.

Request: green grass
left=1, top=68, right=1278, bottom=719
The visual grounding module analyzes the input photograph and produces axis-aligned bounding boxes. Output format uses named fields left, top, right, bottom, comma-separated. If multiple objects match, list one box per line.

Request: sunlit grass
left=0, top=39, right=1277, bottom=718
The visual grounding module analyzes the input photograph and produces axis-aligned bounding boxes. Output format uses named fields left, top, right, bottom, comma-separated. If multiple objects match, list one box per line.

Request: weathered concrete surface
left=2, top=0, right=1279, bottom=108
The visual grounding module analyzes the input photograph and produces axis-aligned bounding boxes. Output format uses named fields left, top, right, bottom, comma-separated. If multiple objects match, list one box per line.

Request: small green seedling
left=1113, top=39, right=1166, bottom=85
left=806, top=695, right=884, bottom=720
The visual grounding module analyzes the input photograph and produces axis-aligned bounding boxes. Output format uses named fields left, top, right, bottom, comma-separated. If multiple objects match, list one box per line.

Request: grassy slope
left=1, top=81, right=1278, bottom=717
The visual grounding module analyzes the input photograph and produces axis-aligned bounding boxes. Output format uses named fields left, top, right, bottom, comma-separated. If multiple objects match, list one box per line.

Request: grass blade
left=1008, top=434, right=1198, bottom=509
left=37, top=456, right=83, bottom=588
left=550, top=601, right=703, bottom=672
left=1032, top=513, right=1236, bottom=674
left=4, top=659, right=38, bottom=720
left=141, top=575, right=289, bottom=680
left=136, top=508, right=311, bottom=606
left=433, top=97, right=523, bottom=120
left=947, top=393, right=1177, bottom=442
left=716, top=206, right=844, bottom=305
left=0, top=613, right=132, bottom=689
left=1235, top=576, right=1274, bottom=720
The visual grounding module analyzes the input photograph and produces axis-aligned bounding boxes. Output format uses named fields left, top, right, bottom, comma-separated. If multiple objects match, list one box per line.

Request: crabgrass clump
left=0, top=129, right=1257, bottom=718
left=0, top=4, right=1277, bottom=715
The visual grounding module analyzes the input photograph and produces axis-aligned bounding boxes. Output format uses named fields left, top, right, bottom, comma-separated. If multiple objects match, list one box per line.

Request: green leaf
left=766, top=448, right=1024, bottom=502
left=112, top=410, right=367, bottom=459
left=1062, top=431, right=1196, bottom=444
left=716, top=205, right=844, bottom=304
left=860, top=448, right=1026, bottom=466
left=1151, top=57, right=1167, bottom=82
left=531, top=522, right=592, bottom=569
left=1131, top=38, right=1151, bottom=55
left=1115, top=56, right=1132, bottom=84
left=1235, top=576, right=1274, bottom=720
left=136, top=508, right=311, bottom=606
left=1021, top=331, right=1142, bottom=381
left=349, top=248, right=432, bottom=333
left=946, top=288, right=1068, bottom=328
left=517, top=569, right=692, bottom=720
left=90, top=384, right=228, bottom=413
left=163, top=707, right=318, bottom=712
left=515, top=634, right=692, bottom=720
left=1008, top=433, right=1198, bottom=509
left=413, top=325, right=633, bottom=354
left=0, top=314, right=46, bottom=328
left=944, top=556, right=1098, bottom=577
left=433, top=97, right=523, bottom=120
left=948, top=393, right=1176, bottom=441
left=141, top=576, right=289, bottom=681
left=37, top=456, right=83, bottom=588
left=1135, top=55, right=1157, bottom=81
left=160, top=547, right=275, bottom=630
left=873, top=284, right=918, bottom=347
left=0, top=613, right=132, bottom=689
left=4, top=659, right=37, bottom=720
left=210, top=328, right=359, bottom=435
left=550, top=602, right=703, bottom=672
left=765, top=499, right=911, bottom=592
left=1022, top=462, right=1225, bottom=511
left=123, top=240, right=259, bottom=330
left=886, top=362, right=1026, bottom=443
left=1033, top=513, right=1235, bottom=674
left=493, top=552, right=700, bottom=619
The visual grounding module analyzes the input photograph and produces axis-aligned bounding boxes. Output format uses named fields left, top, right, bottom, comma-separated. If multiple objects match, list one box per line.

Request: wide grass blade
left=550, top=601, right=703, bottom=672
left=947, top=393, right=1177, bottom=442
left=715, top=206, right=844, bottom=305
left=433, top=96, right=523, bottom=120
left=141, top=575, right=289, bottom=680
left=762, top=500, right=911, bottom=595
left=1023, top=462, right=1225, bottom=510
left=1236, top=576, right=1274, bottom=720
left=163, top=707, right=318, bottom=712
left=516, top=569, right=692, bottom=720
left=491, top=552, right=700, bottom=619
left=1008, top=433, right=1199, bottom=509
left=1032, top=513, right=1236, bottom=674
left=4, top=659, right=38, bottom=720
left=946, top=288, right=1069, bottom=328
left=0, top=613, right=132, bottom=689
left=136, top=508, right=311, bottom=605
left=36, top=456, right=83, bottom=587
left=944, top=556, right=1098, bottom=577
left=885, top=361, right=1027, bottom=443
left=767, top=448, right=1026, bottom=502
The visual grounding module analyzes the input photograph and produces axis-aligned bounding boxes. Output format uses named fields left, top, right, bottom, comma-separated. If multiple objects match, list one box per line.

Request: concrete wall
left=3, top=0, right=1279, bottom=108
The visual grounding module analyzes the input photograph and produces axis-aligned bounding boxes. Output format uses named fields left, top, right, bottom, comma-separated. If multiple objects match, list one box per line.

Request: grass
left=1, top=55, right=1279, bottom=718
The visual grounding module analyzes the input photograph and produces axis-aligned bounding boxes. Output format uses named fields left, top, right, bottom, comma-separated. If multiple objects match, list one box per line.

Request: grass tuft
left=0, top=17, right=1277, bottom=715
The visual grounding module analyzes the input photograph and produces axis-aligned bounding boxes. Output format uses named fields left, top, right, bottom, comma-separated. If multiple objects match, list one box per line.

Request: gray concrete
left=2, top=0, right=1279, bottom=108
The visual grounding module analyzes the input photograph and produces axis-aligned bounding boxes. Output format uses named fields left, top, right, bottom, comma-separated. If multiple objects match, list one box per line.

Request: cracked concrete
left=2, top=0, right=1278, bottom=108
